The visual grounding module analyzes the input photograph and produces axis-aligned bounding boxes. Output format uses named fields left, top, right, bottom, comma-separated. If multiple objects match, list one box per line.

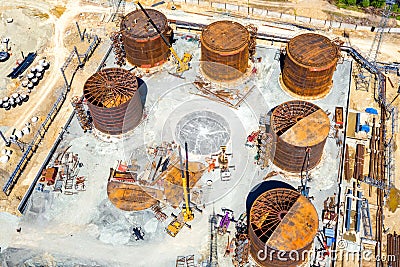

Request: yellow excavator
left=136, top=2, right=192, bottom=73
left=166, top=142, right=194, bottom=237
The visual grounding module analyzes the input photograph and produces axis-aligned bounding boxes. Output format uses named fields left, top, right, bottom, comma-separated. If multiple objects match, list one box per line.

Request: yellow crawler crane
left=165, top=142, right=194, bottom=237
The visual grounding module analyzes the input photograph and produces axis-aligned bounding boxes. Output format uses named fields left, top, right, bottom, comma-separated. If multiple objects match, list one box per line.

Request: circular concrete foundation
left=175, top=111, right=230, bottom=155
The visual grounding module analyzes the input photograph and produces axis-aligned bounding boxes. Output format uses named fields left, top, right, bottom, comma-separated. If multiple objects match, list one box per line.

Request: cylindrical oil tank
left=282, top=33, right=339, bottom=99
left=83, top=68, right=143, bottom=135
left=200, top=21, right=249, bottom=81
left=270, top=100, right=330, bottom=173
left=121, top=9, right=172, bottom=68
left=247, top=180, right=318, bottom=267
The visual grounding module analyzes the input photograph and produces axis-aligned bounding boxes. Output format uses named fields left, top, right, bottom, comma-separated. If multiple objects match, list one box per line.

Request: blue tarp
left=361, top=124, right=370, bottom=133
left=324, top=227, right=335, bottom=238
left=365, top=108, right=378, bottom=115
left=326, top=237, right=335, bottom=247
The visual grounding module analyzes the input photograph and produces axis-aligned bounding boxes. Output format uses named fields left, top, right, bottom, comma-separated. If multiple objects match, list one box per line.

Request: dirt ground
left=0, top=0, right=111, bottom=214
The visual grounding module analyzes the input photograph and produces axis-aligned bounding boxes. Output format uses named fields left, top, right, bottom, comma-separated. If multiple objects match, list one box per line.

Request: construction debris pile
left=37, top=151, right=86, bottom=195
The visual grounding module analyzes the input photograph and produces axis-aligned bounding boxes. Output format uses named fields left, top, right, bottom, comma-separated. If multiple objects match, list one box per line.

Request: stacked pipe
left=353, top=143, right=365, bottom=180
left=387, top=232, right=400, bottom=267
left=111, top=31, right=126, bottom=67
left=246, top=24, right=258, bottom=60
left=71, top=96, right=92, bottom=132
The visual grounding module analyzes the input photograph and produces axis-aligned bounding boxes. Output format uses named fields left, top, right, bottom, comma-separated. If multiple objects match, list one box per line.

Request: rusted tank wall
left=84, top=68, right=143, bottom=135
left=201, top=20, right=249, bottom=81
left=282, top=33, right=339, bottom=99
left=247, top=181, right=318, bottom=267
left=270, top=100, right=330, bottom=173
left=121, top=9, right=171, bottom=68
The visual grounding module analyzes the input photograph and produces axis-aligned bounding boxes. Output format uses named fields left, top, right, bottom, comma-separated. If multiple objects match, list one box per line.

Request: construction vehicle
left=217, top=208, right=236, bottom=235
left=210, top=145, right=235, bottom=181
left=165, top=142, right=195, bottom=237
left=136, top=2, right=192, bottom=73
left=166, top=212, right=191, bottom=237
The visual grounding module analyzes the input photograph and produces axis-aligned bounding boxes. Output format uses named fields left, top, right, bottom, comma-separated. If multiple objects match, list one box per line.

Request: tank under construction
left=270, top=100, right=330, bottom=173
left=83, top=68, right=143, bottom=135
left=282, top=33, right=340, bottom=99
left=120, top=9, right=172, bottom=68
left=246, top=180, right=319, bottom=267
left=200, top=20, right=250, bottom=81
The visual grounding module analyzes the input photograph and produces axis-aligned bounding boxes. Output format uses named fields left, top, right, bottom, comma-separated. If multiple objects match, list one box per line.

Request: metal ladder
left=361, top=198, right=373, bottom=238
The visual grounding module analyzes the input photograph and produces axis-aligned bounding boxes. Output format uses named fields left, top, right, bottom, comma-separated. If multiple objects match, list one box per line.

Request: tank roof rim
left=201, top=20, right=249, bottom=52
left=121, top=9, right=168, bottom=40
left=287, top=33, right=339, bottom=68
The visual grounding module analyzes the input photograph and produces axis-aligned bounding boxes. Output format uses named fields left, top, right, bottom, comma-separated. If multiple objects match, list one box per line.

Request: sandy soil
left=0, top=0, right=111, bottom=212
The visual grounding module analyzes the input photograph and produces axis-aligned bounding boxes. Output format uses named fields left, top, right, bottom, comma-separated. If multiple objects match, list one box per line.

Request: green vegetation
left=336, top=0, right=393, bottom=8
left=335, top=0, right=400, bottom=20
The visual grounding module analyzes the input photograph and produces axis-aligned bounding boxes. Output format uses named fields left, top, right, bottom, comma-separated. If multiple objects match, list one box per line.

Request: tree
left=346, top=0, right=357, bottom=5
left=392, top=3, right=399, bottom=12
left=361, top=0, right=370, bottom=7
left=371, top=0, right=386, bottom=7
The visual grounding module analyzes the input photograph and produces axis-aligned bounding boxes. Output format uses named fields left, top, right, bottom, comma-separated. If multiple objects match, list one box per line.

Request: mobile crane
left=136, top=2, right=192, bottom=73
left=181, top=142, right=194, bottom=221
left=165, top=142, right=194, bottom=237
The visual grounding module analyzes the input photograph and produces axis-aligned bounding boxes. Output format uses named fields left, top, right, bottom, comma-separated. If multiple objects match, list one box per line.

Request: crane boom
left=180, top=143, right=193, bottom=222
left=136, top=2, right=192, bottom=73
left=137, top=2, right=171, bottom=47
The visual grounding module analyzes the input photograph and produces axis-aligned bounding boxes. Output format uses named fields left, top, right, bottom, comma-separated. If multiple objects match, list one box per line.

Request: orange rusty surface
left=107, top=162, right=205, bottom=211
left=280, top=109, right=330, bottom=147
left=43, top=167, right=58, bottom=185
left=121, top=9, right=171, bottom=67
left=201, top=21, right=249, bottom=54
left=200, top=20, right=249, bottom=81
left=282, top=33, right=339, bottom=99
left=266, top=195, right=319, bottom=251
left=161, top=162, right=205, bottom=208
left=287, top=33, right=339, bottom=68
left=107, top=181, right=162, bottom=211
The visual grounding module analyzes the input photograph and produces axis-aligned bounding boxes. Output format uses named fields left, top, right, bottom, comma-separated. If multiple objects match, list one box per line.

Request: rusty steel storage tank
left=270, top=100, right=330, bottom=173
left=83, top=68, right=143, bottom=135
left=121, top=9, right=172, bottom=68
left=200, top=20, right=249, bottom=81
left=282, top=33, right=339, bottom=99
left=246, top=180, right=319, bottom=267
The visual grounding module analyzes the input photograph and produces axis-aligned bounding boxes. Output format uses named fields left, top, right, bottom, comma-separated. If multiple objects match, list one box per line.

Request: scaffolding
left=355, top=3, right=393, bottom=91
left=208, top=213, right=219, bottom=267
